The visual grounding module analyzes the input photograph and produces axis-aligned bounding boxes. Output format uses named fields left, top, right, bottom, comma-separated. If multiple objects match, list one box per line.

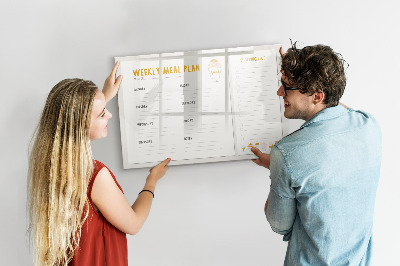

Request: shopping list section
left=116, top=44, right=285, bottom=168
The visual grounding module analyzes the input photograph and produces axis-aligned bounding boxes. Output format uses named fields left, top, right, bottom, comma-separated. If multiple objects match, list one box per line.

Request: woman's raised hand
left=103, top=61, right=123, bottom=103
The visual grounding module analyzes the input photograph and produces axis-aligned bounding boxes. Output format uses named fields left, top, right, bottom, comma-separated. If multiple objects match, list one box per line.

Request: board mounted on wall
left=115, top=44, right=287, bottom=169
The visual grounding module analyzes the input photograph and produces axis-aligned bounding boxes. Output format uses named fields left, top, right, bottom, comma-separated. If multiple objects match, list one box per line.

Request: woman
left=27, top=62, right=170, bottom=266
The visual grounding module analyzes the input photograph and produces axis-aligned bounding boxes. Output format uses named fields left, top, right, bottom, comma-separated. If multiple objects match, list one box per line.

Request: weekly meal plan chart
left=116, top=44, right=286, bottom=169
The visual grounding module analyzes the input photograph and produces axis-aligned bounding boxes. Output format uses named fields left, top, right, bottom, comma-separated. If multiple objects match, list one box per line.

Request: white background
left=0, top=0, right=399, bottom=265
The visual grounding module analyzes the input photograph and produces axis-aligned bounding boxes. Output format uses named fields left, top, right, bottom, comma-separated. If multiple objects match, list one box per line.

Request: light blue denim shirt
left=266, top=105, right=382, bottom=266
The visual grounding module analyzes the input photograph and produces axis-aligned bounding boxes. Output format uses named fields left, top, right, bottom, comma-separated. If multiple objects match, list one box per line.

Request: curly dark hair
left=281, top=42, right=348, bottom=107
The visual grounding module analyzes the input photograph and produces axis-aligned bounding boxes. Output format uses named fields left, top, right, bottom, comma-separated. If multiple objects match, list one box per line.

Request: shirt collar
left=300, top=105, right=349, bottom=129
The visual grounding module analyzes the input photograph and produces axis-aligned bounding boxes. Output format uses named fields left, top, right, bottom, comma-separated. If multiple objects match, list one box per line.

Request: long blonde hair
left=28, top=79, right=98, bottom=265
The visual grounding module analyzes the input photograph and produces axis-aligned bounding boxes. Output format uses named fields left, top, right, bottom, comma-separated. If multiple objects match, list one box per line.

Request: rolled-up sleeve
left=266, top=146, right=297, bottom=241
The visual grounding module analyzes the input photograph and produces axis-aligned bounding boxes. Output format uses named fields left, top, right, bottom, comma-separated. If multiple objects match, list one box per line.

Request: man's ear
left=313, top=92, right=325, bottom=105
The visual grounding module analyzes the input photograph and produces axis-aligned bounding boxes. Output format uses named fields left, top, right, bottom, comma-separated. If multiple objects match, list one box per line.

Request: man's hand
left=103, top=61, right=123, bottom=103
left=339, top=102, right=350, bottom=109
left=264, top=199, right=269, bottom=213
left=251, top=147, right=271, bottom=169
left=279, top=47, right=285, bottom=57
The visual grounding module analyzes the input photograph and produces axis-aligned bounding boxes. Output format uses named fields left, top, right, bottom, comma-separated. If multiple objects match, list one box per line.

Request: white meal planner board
left=116, top=44, right=288, bottom=169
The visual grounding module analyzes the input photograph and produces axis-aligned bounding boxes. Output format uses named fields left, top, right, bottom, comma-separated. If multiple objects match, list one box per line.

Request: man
left=251, top=44, right=381, bottom=265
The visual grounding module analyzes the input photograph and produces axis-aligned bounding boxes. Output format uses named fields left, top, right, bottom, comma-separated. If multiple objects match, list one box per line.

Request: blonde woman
left=28, top=62, right=171, bottom=266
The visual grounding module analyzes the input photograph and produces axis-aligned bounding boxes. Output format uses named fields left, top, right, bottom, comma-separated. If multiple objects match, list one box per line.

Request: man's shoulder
left=274, top=128, right=310, bottom=157
left=275, top=108, right=381, bottom=156
left=348, top=109, right=380, bottom=127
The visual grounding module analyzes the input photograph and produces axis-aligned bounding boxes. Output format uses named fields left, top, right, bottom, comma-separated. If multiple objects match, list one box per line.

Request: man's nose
left=277, top=85, right=285, bottom=97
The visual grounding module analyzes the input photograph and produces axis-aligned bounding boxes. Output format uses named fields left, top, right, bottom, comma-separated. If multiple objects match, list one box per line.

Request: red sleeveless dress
left=69, top=160, right=128, bottom=266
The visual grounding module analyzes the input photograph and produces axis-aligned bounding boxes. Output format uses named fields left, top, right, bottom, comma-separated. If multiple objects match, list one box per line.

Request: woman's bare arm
left=91, top=158, right=171, bottom=235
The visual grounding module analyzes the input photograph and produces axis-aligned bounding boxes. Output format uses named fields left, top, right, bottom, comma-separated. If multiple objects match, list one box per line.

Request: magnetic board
left=116, top=44, right=287, bottom=169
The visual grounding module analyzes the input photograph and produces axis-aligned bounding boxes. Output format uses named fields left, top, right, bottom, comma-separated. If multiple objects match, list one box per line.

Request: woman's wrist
left=144, top=177, right=156, bottom=191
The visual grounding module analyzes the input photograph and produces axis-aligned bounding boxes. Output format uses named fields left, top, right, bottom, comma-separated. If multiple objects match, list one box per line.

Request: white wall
left=1, top=0, right=399, bottom=265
